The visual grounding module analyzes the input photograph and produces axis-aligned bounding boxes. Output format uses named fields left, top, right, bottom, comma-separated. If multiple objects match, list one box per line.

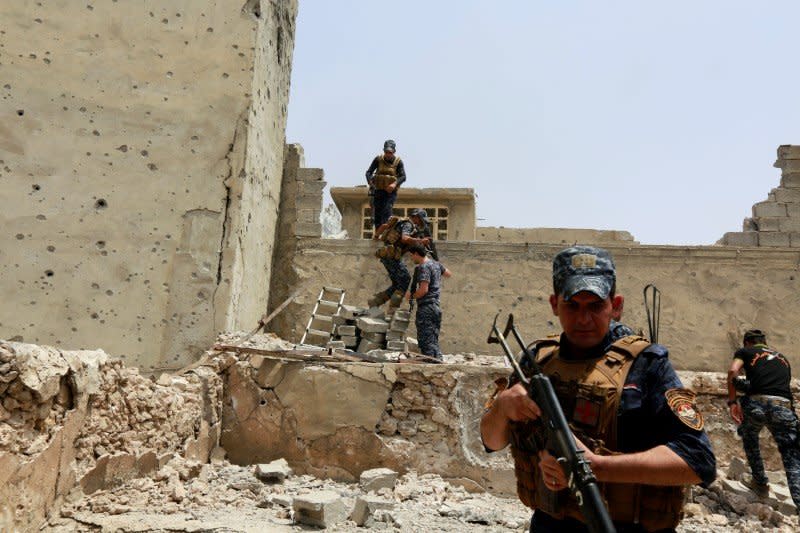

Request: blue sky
left=285, top=1, right=800, bottom=245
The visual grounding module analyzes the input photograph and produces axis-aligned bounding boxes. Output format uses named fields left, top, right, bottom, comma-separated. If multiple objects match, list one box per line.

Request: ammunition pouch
left=375, top=245, right=403, bottom=260
left=374, top=174, right=397, bottom=191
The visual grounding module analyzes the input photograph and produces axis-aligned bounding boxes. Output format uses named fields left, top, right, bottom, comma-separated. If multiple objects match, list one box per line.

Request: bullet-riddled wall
left=0, top=1, right=298, bottom=371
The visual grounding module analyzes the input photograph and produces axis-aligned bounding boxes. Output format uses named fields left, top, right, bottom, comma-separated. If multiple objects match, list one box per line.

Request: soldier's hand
left=386, top=182, right=397, bottom=193
left=496, top=383, right=541, bottom=422
left=538, top=450, right=568, bottom=492
left=730, top=403, right=743, bottom=424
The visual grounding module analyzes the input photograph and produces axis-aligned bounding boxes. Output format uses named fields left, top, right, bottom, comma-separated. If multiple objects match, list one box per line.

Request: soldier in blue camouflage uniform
left=407, top=243, right=451, bottom=360
left=365, top=139, right=407, bottom=228
left=369, top=214, right=430, bottom=311
left=482, top=246, right=716, bottom=532
left=728, top=329, right=800, bottom=509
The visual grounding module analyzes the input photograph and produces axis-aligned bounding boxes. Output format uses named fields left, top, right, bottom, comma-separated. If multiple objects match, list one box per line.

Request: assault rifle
left=487, top=313, right=616, bottom=533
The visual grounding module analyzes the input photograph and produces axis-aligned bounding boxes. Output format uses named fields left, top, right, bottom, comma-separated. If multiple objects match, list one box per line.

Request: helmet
left=383, top=139, right=396, bottom=153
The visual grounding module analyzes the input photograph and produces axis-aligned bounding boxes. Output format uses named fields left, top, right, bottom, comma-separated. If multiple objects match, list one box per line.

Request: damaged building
left=3, top=1, right=800, bottom=531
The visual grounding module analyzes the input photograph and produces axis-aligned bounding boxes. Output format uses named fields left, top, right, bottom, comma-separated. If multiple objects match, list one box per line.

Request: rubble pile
left=0, top=341, right=76, bottom=455
left=48, top=457, right=800, bottom=532
left=72, top=358, right=223, bottom=475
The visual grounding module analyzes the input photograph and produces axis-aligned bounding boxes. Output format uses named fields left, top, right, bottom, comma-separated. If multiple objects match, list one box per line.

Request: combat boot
left=742, top=476, right=769, bottom=497
left=385, top=290, right=405, bottom=318
left=367, top=291, right=390, bottom=309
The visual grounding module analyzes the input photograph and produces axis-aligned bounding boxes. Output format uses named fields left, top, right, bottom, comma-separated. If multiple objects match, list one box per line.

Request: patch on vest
left=665, top=388, right=703, bottom=431
left=573, top=397, right=601, bottom=427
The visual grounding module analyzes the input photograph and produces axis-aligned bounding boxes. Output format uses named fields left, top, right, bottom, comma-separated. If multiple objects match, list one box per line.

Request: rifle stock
left=488, top=313, right=616, bottom=533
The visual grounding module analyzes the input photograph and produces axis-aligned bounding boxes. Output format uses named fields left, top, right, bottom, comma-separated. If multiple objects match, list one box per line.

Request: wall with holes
left=0, top=1, right=298, bottom=371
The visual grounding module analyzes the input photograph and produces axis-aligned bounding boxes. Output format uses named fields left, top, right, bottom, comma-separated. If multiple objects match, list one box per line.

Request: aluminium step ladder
left=299, top=286, right=346, bottom=347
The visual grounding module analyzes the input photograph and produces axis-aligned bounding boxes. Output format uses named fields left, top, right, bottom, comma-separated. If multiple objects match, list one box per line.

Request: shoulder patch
left=665, top=388, right=704, bottom=431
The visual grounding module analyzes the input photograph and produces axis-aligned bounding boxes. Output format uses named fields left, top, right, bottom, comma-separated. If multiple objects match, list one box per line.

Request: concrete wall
left=0, top=1, right=298, bottom=371
left=476, top=227, right=637, bottom=244
left=219, top=352, right=790, bottom=496
left=272, top=239, right=800, bottom=371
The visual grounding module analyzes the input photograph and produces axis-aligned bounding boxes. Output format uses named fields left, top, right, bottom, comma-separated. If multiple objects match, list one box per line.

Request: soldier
left=369, top=214, right=430, bottom=313
left=481, top=245, right=716, bottom=532
left=727, top=329, right=800, bottom=508
left=365, top=139, right=406, bottom=228
left=408, top=208, right=438, bottom=260
left=406, top=243, right=451, bottom=360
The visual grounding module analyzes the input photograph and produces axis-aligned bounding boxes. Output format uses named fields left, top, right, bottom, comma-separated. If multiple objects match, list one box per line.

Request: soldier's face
left=550, top=291, right=622, bottom=349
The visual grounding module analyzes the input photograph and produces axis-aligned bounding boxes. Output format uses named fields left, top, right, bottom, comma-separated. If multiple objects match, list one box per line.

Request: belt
left=749, top=394, right=792, bottom=405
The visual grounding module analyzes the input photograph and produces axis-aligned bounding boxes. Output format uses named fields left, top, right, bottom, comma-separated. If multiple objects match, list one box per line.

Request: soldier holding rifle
left=481, top=246, right=716, bottom=533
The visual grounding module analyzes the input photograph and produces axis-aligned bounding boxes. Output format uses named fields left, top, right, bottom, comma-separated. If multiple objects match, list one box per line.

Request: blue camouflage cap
left=553, top=245, right=616, bottom=300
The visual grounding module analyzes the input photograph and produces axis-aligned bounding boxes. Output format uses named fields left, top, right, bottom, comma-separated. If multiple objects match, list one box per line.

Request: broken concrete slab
left=254, top=458, right=293, bottom=483
left=360, top=468, right=398, bottom=492
left=357, top=339, right=381, bottom=353
left=351, top=495, right=395, bottom=526
left=339, top=305, right=366, bottom=319
left=336, top=325, right=356, bottom=337
left=292, top=490, right=348, bottom=528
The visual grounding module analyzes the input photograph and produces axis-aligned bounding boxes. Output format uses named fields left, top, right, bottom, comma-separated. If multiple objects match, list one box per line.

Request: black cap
left=409, top=208, right=429, bottom=221
left=743, top=329, right=766, bottom=342
left=552, top=246, right=616, bottom=300
left=383, top=139, right=396, bottom=153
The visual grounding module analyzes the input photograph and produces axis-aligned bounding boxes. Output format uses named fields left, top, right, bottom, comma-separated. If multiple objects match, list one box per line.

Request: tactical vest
left=373, top=154, right=401, bottom=191
left=509, top=336, right=685, bottom=531
left=374, top=217, right=407, bottom=260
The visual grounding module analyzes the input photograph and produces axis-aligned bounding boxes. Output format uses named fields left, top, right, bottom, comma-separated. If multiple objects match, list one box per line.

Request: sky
left=285, top=1, right=800, bottom=245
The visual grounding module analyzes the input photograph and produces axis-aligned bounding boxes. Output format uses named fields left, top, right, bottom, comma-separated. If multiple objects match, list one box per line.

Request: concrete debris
left=254, top=458, right=293, bottom=483
left=359, top=467, right=399, bottom=493
left=292, top=490, right=348, bottom=528
left=350, top=495, right=395, bottom=526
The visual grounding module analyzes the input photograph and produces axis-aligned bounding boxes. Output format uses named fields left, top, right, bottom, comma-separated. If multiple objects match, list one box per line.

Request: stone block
left=719, top=232, right=758, bottom=247
left=332, top=314, right=347, bottom=326
left=296, top=167, right=324, bottom=182
left=727, top=457, right=747, bottom=481
left=754, top=217, right=781, bottom=231
left=781, top=172, right=800, bottom=189
left=787, top=203, right=800, bottom=218
left=297, top=209, right=321, bottom=225
left=292, top=490, right=347, bottom=528
left=779, top=217, right=800, bottom=232
left=390, top=320, right=410, bottom=332
left=326, top=340, right=346, bottom=350
left=336, top=325, right=356, bottom=337
left=304, top=329, right=331, bottom=346
left=776, top=158, right=800, bottom=172
left=777, top=145, right=800, bottom=161
left=357, top=339, right=381, bottom=353
left=254, top=458, right=293, bottom=483
left=752, top=201, right=787, bottom=218
left=297, top=179, right=327, bottom=195
left=406, top=337, right=419, bottom=352
left=386, top=331, right=404, bottom=342
left=773, top=187, right=800, bottom=203
left=350, top=495, right=395, bottom=527
left=340, top=335, right=358, bottom=348
left=296, top=222, right=322, bottom=237
left=356, top=317, right=389, bottom=333
left=759, top=232, right=791, bottom=247
left=340, top=305, right=366, bottom=319
left=386, top=341, right=406, bottom=352
left=362, top=331, right=386, bottom=344
left=392, top=310, right=411, bottom=321
left=359, top=468, right=398, bottom=492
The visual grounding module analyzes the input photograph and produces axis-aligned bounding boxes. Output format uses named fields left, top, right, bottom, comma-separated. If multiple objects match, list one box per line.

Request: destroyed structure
left=4, top=1, right=800, bottom=531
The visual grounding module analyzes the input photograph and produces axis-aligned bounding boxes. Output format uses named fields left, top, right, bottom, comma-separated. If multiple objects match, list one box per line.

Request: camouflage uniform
left=379, top=256, right=411, bottom=302
left=609, top=319, right=635, bottom=341
left=412, top=259, right=448, bottom=359
left=739, top=396, right=800, bottom=507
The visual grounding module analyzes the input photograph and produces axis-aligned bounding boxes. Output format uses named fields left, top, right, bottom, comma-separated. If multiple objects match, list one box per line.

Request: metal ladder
left=299, top=286, right=346, bottom=346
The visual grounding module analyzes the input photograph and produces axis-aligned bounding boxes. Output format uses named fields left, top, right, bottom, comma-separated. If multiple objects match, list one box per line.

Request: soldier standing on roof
left=365, top=139, right=406, bottom=228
